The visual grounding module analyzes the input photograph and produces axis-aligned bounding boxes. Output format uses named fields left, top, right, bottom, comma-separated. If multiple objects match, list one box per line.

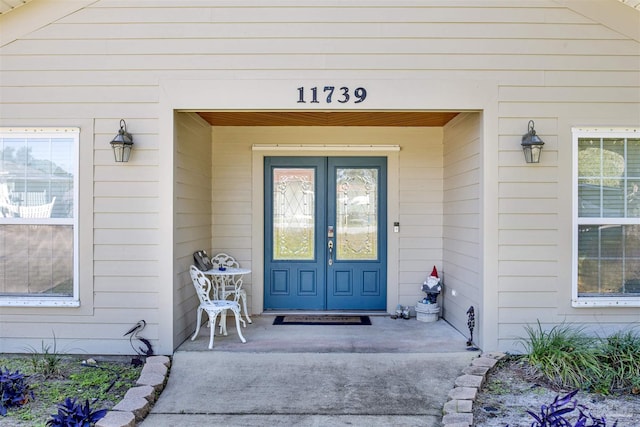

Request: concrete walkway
left=140, top=315, right=478, bottom=427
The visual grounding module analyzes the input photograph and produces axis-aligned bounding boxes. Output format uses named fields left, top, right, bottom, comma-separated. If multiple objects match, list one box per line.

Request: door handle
left=328, top=240, right=334, bottom=266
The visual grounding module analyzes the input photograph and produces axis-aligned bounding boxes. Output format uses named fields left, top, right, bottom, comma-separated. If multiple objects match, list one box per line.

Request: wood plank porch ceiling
left=196, top=111, right=459, bottom=127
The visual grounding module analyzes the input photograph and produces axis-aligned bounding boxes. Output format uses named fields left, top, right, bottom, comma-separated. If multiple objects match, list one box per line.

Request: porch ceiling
left=196, top=111, right=459, bottom=127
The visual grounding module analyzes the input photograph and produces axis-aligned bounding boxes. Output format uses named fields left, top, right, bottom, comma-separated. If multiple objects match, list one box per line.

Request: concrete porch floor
left=141, top=315, right=479, bottom=427
left=176, top=313, right=472, bottom=353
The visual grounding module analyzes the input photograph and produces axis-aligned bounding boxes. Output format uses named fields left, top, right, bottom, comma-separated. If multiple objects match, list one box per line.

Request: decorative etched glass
left=336, top=168, right=378, bottom=260
left=272, top=168, right=315, bottom=260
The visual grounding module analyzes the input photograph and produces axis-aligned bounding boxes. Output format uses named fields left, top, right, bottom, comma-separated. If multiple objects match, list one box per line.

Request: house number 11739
left=296, top=86, right=367, bottom=104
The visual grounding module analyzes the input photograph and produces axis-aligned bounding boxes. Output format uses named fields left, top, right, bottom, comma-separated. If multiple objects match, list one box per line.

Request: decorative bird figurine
left=123, top=320, right=154, bottom=365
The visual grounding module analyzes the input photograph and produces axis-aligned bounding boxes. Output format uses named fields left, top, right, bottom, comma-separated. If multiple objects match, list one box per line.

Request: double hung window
left=574, top=128, right=640, bottom=306
left=0, top=128, right=79, bottom=306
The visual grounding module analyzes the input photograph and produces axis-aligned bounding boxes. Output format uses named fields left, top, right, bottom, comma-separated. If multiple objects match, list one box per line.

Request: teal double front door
left=264, top=157, right=387, bottom=311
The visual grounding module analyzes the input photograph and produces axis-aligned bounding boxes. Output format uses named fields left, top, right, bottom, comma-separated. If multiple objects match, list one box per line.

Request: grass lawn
left=0, top=353, right=143, bottom=427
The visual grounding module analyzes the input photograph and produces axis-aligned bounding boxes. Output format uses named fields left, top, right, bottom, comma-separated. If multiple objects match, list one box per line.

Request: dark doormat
left=273, top=315, right=371, bottom=325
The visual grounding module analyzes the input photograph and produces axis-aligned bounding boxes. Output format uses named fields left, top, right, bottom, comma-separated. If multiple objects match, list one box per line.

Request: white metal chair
left=0, top=184, right=19, bottom=217
left=0, top=184, right=10, bottom=216
left=18, top=197, right=56, bottom=218
left=210, top=253, right=253, bottom=325
left=189, top=265, right=246, bottom=349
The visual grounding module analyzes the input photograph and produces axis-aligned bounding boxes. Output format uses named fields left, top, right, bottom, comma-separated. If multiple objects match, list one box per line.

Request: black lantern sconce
left=521, top=120, right=545, bottom=163
left=110, top=119, right=134, bottom=162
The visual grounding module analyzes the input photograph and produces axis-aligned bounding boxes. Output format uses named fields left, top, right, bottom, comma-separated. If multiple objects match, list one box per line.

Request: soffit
left=196, top=112, right=459, bottom=127
left=618, top=0, right=640, bottom=9
left=0, top=0, right=33, bottom=15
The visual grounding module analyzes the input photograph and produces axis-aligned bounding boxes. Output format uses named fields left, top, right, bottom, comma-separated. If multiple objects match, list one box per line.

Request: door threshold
left=264, top=310, right=389, bottom=317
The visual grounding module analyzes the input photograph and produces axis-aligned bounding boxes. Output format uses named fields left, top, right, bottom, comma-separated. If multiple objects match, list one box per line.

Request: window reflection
left=1, top=129, right=77, bottom=299
left=0, top=136, right=74, bottom=219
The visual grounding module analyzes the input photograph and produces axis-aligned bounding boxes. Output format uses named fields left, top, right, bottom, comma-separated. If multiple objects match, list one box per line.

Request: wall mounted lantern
left=110, top=119, right=134, bottom=162
left=521, top=120, right=545, bottom=163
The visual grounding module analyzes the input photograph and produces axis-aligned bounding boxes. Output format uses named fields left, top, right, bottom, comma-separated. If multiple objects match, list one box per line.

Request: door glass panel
left=336, top=168, right=378, bottom=260
left=272, top=168, right=315, bottom=260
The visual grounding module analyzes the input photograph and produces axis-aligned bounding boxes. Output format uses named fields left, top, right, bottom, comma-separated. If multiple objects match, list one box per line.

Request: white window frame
left=0, top=127, right=79, bottom=307
left=572, top=127, right=640, bottom=307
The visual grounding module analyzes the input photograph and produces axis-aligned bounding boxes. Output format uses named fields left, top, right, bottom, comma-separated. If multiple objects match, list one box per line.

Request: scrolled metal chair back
left=190, top=265, right=213, bottom=304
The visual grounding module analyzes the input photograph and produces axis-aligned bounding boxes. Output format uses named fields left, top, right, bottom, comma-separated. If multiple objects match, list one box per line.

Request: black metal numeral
left=310, top=87, right=319, bottom=103
left=338, top=87, right=350, bottom=103
left=296, top=86, right=367, bottom=104
left=324, top=86, right=335, bottom=103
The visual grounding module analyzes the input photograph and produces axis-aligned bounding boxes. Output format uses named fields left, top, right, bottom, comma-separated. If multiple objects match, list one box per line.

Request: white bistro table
left=203, top=267, right=252, bottom=325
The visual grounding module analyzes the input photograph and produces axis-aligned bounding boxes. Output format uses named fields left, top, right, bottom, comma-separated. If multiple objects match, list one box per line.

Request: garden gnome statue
left=421, top=266, right=442, bottom=303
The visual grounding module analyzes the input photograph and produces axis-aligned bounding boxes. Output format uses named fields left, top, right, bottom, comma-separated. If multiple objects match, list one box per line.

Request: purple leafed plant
left=46, top=397, right=107, bottom=427
left=508, top=389, right=618, bottom=427
left=0, top=368, right=33, bottom=416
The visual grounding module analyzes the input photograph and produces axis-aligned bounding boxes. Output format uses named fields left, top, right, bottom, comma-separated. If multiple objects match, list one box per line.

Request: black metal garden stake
left=466, top=306, right=478, bottom=350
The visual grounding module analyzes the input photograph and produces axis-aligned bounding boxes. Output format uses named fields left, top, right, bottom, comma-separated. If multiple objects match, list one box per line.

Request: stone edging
left=95, top=355, right=171, bottom=427
left=442, top=352, right=506, bottom=427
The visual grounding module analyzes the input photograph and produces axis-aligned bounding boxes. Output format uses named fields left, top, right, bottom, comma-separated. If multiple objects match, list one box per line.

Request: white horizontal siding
left=30, top=20, right=622, bottom=40
left=6, top=38, right=639, bottom=56
left=210, top=127, right=255, bottom=309
left=0, top=69, right=547, bottom=88
left=397, top=128, right=444, bottom=307
left=442, top=113, right=481, bottom=342
left=57, top=5, right=593, bottom=24
left=0, top=0, right=637, bottom=354
left=211, top=126, right=440, bottom=311
left=5, top=54, right=638, bottom=73
left=173, top=112, right=213, bottom=347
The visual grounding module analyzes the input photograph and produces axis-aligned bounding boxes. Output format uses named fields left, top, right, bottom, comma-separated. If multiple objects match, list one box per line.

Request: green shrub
left=24, top=332, right=66, bottom=379
left=520, top=321, right=603, bottom=390
left=596, top=329, right=640, bottom=394
left=519, top=321, right=640, bottom=395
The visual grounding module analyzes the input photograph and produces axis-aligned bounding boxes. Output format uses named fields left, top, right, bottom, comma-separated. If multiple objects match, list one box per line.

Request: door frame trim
left=253, top=144, right=400, bottom=152
left=252, top=148, right=400, bottom=314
